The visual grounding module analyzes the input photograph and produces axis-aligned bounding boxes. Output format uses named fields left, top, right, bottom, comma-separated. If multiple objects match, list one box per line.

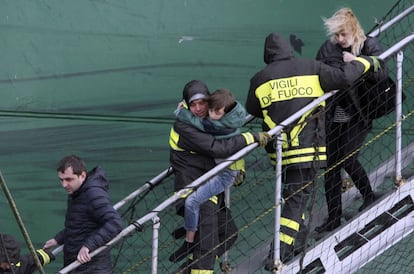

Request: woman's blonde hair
left=323, top=7, right=366, bottom=55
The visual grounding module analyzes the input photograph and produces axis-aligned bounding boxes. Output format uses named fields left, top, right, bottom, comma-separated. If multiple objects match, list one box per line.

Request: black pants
left=279, top=167, right=316, bottom=259
left=324, top=119, right=373, bottom=223
left=190, top=194, right=238, bottom=271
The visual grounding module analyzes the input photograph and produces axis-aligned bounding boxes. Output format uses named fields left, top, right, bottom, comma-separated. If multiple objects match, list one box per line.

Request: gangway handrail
left=368, top=5, right=414, bottom=37
left=381, top=32, right=414, bottom=60
left=56, top=31, right=414, bottom=274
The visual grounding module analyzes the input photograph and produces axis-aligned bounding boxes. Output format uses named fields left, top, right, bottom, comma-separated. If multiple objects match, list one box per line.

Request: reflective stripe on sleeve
left=354, top=56, right=371, bottom=73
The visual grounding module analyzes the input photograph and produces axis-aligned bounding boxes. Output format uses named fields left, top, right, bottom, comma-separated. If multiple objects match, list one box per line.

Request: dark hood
left=263, top=32, right=294, bottom=64
left=0, top=234, right=20, bottom=264
left=74, top=166, right=109, bottom=196
left=86, top=166, right=109, bottom=191
left=182, top=80, right=210, bottom=106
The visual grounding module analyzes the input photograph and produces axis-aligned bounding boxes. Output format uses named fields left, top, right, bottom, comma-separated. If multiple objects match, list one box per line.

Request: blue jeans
left=184, top=168, right=238, bottom=231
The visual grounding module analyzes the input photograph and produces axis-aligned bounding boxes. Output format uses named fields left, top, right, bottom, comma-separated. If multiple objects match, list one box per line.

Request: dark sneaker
left=359, top=193, right=376, bottom=212
left=169, top=241, right=195, bottom=263
left=314, top=219, right=341, bottom=233
left=171, top=227, right=186, bottom=239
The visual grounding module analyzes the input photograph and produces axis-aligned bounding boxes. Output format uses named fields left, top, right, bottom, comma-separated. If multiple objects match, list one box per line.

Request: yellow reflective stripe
left=263, top=109, right=276, bottom=130
left=37, top=249, right=50, bottom=265
left=282, top=147, right=326, bottom=157
left=289, top=106, right=324, bottom=147
left=282, top=155, right=327, bottom=165
left=191, top=270, right=214, bottom=274
left=255, top=75, right=324, bottom=107
left=229, top=158, right=245, bottom=171
left=268, top=147, right=327, bottom=165
left=281, top=147, right=327, bottom=165
left=354, top=57, right=371, bottom=73
left=268, top=153, right=276, bottom=165
left=179, top=189, right=193, bottom=199
left=281, top=131, right=288, bottom=149
left=280, top=232, right=295, bottom=245
left=241, top=132, right=255, bottom=144
left=169, top=127, right=184, bottom=151
left=289, top=118, right=307, bottom=147
left=281, top=217, right=300, bottom=231
left=209, top=195, right=218, bottom=204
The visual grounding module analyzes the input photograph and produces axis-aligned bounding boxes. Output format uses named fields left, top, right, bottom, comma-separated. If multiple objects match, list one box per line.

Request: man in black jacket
left=246, top=32, right=377, bottom=270
left=43, top=155, right=123, bottom=274
left=0, top=233, right=54, bottom=274
left=169, top=80, right=271, bottom=273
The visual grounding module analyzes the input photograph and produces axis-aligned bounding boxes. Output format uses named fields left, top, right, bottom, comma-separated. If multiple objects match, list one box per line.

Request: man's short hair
left=57, top=155, right=86, bottom=175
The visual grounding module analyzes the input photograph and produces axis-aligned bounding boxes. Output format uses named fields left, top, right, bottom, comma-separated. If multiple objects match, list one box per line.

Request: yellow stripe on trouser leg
left=280, top=217, right=300, bottom=231
left=280, top=217, right=299, bottom=245
left=280, top=232, right=295, bottom=245
left=191, top=270, right=214, bottom=274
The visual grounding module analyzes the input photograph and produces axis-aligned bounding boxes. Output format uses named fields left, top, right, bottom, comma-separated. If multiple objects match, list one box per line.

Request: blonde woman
left=315, top=8, right=387, bottom=233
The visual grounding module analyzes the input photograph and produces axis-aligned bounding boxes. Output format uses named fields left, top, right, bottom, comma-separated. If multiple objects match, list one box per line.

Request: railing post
left=272, top=133, right=284, bottom=270
left=221, top=187, right=231, bottom=268
left=395, top=50, right=404, bottom=186
left=151, top=216, right=160, bottom=274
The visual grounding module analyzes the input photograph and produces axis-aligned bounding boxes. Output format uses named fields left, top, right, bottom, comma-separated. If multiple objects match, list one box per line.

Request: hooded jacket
left=182, top=79, right=210, bottom=106
left=316, top=36, right=388, bottom=124
left=54, top=166, right=123, bottom=272
left=246, top=32, right=373, bottom=168
left=0, top=234, right=55, bottom=274
left=170, top=81, right=260, bottom=214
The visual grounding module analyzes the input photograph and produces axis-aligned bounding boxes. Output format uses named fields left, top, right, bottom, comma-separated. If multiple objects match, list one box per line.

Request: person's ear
left=80, top=171, right=87, bottom=182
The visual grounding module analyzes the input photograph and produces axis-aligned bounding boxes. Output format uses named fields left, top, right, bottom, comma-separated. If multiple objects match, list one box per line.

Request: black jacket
left=0, top=249, right=54, bottom=274
left=3, top=250, right=54, bottom=274
left=246, top=32, right=373, bottom=168
left=169, top=120, right=259, bottom=214
left=316, top=36, right=388, bottom=124
left=55, top=166, right=123, bottom=272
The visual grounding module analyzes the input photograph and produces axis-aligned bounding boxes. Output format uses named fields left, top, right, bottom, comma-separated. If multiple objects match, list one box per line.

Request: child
left=169, top=88, right=250, bottom=262
left=0, top=233, right=55, bottom=274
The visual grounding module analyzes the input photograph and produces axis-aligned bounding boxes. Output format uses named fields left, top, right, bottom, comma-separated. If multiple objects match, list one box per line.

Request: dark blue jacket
left=55, top=166, right=123, bottom=273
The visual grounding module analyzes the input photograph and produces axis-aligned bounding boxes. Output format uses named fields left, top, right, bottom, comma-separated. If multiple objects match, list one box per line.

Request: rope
left=0, top=171, right=45, bottom=274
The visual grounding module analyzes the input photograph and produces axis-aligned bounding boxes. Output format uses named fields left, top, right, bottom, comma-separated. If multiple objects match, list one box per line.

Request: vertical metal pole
left=273, top=135, right=283, bottom=267
left=151, top=216, right=160, bottom=274
left=223, top=187, right=231, bottom=263
left=395, top=51, right=404, bottom=186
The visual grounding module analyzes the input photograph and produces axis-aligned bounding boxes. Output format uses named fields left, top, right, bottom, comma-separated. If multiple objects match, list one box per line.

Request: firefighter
left=169, top=80, right=271, bottom=273
left=0, top=233, right=55, bottom=274
left=245, top=32, right=379, bottom=270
